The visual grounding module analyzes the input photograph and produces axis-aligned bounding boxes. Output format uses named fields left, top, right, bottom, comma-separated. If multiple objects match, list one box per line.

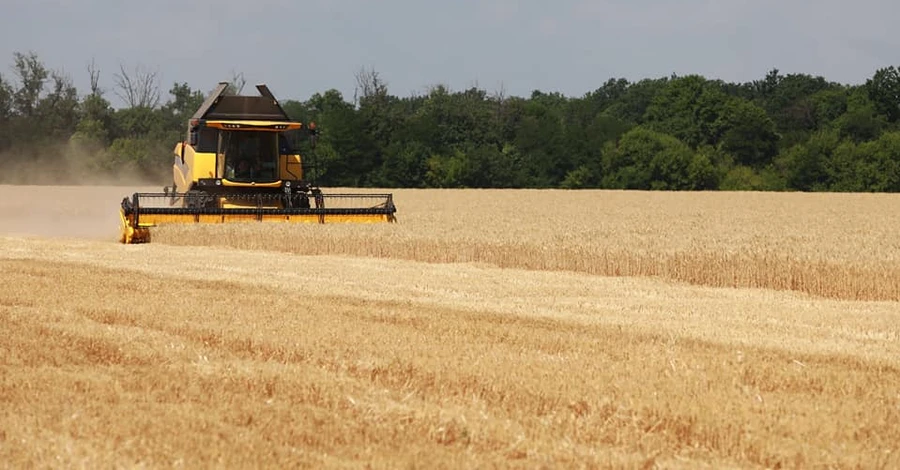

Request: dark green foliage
left=834, top=88, right=887, bottom=143
left=162, top=82, right=205, bottom=130
left=374, top=140, right=429, bottom=188
left=715, top=98, right=779, bottom=167
left=306, top=89, right=376, bottom=186
left=644, top=75, right=728, bottom=148
left=1, top=51, right=899, bottom=192
left=774, top=130, right=840, bottom=191
left=604, top=77, right=668, bottom=125
left=866, top=66, right=900, bottom=122
left=601, top=127, right=714, bottom=190
left=826, top=132, right=900, bottom=192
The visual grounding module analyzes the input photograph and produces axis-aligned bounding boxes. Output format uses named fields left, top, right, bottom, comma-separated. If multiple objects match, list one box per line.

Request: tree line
left=1, top=51, right=899, bottom=191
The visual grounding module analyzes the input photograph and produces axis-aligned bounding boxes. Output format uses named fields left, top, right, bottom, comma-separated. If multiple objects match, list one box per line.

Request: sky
left=1, top=0, right=898, bottom=106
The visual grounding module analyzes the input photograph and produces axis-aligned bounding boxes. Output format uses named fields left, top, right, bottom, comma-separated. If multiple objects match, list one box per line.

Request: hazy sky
left=2, top=0, right=898, bottom=106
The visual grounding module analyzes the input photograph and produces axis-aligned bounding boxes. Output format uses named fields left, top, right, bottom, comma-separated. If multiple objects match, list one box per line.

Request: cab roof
left=192, top=83, right=291, bottom=122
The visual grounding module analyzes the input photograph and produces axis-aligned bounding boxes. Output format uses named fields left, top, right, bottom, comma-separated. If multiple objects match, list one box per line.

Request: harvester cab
left=119, top=82, right=396, bottom=243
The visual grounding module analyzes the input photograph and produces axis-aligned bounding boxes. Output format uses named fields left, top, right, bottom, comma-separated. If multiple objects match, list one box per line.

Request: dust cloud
left=0, top=185, right=161, bottom=241
left=0, top=185, right=163, bottom=241
left=0, top=140, right=168, bottom=187
left=0, top=141, right=168, bottom=241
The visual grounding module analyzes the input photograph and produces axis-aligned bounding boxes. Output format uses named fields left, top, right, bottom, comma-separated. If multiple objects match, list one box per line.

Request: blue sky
left=2, top=0, right=898, bottom=106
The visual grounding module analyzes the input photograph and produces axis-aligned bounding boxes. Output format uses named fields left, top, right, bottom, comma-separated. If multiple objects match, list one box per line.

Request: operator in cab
left=232, top=159, right=261, bottom=180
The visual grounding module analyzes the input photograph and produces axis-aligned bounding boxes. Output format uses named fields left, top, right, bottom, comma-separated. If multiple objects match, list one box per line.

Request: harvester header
left=119, top=81, right=396, bottom=243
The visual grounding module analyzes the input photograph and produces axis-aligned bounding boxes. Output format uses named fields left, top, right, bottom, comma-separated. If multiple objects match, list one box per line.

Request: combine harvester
left=119, top=82, right=397, bottom=243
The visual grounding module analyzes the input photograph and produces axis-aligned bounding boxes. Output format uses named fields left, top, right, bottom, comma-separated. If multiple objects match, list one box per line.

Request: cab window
left=220, top=131, right=278, bottom=182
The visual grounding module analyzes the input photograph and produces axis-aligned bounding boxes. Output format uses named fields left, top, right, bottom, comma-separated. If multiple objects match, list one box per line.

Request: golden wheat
left=1, top=236, right=898, bottom=468
left=155, top=189, right=900, bottom=301
left=2, top=186, right=899, bottom=468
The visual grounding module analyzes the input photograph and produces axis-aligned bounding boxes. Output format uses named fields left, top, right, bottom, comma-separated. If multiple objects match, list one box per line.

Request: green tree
left=75, top=95, right=114, bottom=146
left=280, top=99, right=313, bottom=122
left=0, top=73, right=13, bottom=151
left=72, top=61, right=115, bottom=147
left=111, top=106, right=169, bottom=139
left=834, top=88, right=887, bottom=143
left=304, top=89, right=373, bottom=186
left=374, top=140, right=429, bottom=187
left=866, top=66, right=900, bottom=122
left=11, top=51, right=47, bottom=119
left=774, top=130, right=840, bottom=191
left=583, top=78, right=630, bottom=114
left=809, top=88, right=848, bottom=128
left=601, top=127, right=709, bottom=190
left=823, top=133, right=900, bottom=192
left=6, top=51, right=50, bottom=149
left=164, top=82, right=205, bottom=121
left=866, top=132, right=900, bottom=191
left=643, top=75, right=727, bottom=148
left=604, top=77, right=668, bottom=124
left=38, top=71, right=80, bottom=142
left=563, top=100, right=632, bottom=179
left=715, top=98, right=779, bottom=167
left=760, top=72, right=834, bottom=130
left=512, top=97, right=567, bottom=187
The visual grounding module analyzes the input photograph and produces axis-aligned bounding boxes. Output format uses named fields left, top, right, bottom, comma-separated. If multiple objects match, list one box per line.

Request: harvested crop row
left=155, top=189, right=900, bottom=301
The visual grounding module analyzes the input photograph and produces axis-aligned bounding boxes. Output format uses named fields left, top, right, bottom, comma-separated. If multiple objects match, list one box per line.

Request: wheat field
left=158, top=188, right=900, bottom=301
left=1, top=185, right=899, bottom=469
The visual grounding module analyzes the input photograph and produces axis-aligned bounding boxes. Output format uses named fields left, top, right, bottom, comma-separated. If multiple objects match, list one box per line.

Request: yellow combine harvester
left=119, top=82, right=397, bottom=243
